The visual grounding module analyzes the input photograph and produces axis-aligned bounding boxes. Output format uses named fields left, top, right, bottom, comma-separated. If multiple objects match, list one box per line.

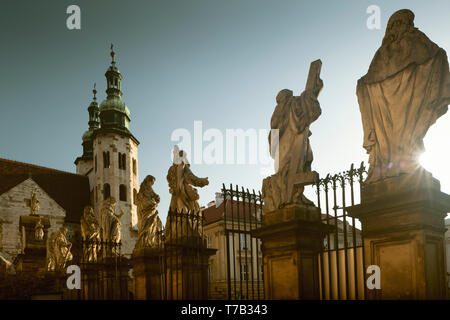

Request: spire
left=110, top=43, right=116, bottom=65
left=88, top=83, right=100, bottom=130
left=99, top=44, right=131, bottom=133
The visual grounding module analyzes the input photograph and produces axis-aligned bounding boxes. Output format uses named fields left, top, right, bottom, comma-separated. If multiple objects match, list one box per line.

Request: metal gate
left=221, top=184, right=265, bottom=300
left=312, top=162, right=367, bottom=300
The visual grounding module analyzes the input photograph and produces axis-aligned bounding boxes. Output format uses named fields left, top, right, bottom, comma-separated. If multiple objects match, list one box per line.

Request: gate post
left=132, top=247, right=163, bottom=300
left=347, top=170, right=450, bottom=299
left=253, top=205, right=329, bottom=299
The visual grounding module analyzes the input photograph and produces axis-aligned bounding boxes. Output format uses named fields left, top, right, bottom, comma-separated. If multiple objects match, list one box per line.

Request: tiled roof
left=0, top=158, right=90, bottom=223
left=203, top=199, right=261, bottom=225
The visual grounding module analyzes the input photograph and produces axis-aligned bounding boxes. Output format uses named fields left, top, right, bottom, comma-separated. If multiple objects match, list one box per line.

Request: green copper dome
left=99, top=97, right=130, bottom=116
left=82, top=129, right=94, bottom=142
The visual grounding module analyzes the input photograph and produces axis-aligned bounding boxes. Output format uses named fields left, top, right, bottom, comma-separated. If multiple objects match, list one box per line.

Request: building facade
left=202, top=193, right=264, bottom=299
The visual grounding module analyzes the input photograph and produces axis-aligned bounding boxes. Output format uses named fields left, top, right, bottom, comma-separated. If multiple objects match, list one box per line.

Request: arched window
left=119, top=185, right=127, bottom=202
left=103, top=151, right=110, bottom=168
left=122, top=154, right=126, bottom=169
left=133, top=188, right=138, bottom=204
left=118, top=153, right=126, bottom=170
left=132, top=158, right=137, bottom=175
left=103, top=183, right=111, bottom=200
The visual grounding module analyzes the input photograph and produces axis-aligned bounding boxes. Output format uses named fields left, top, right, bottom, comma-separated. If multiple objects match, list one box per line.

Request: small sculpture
left=29, top=191, right=40, bottom=216
left=135, top=175, right=162, bottom=248
left=34, top=217, right=44, bottom=241
left=262, top=60, right=322, bottom=213
left=100, top=197, right=123, bottom=255
left=46, top=226, right=73, bottom=272
left=357, top=9, right=450, bottom=183
left=81, top=205, right=101, bottom=262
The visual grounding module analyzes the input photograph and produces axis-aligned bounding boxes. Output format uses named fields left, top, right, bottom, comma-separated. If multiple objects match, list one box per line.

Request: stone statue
left=166, top=147, right=209, bottom=240
left=357, top=9, right=450, bottom=183
left=46, top=226, right=73, bottom=272
left=135, top=175, right=162, bottom=248
left=262, top=60, right=322, bottom=213
left=34, top=217, right=44, bottom=241
left=81, top=205, right=101, bottom=262
left=100, top=197, right=123, bottom=255
left=167, top=146, right=209, bottom=214
left=29, top=191, right=39, bottom=216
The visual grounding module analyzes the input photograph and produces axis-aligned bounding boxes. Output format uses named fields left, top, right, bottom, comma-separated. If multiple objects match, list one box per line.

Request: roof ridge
left=0, top=157, right=83, bottom=178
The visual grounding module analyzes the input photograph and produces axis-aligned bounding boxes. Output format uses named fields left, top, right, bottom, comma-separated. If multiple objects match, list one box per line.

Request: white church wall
left=0, top=178, right=66, bottom=259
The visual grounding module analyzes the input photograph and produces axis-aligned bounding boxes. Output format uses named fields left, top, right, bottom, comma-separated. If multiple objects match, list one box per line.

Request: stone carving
left=135, top=175, right=162, bottom=248
left=81, top=205, right=101, bottom=262
left=167, top=146, right=209, bottom=214
left=357, top=9, right=450, bottom=183
left=100, top=197, right=123, bottom=254
left=34, top=217, right=44, bottom=241
left=166, top=147, right=208, bottom=240
left=29, top=191, right=40, bottom=216
left=262, top=60, right=322, bottom=213
left=46, top=226, right=73, bottom=272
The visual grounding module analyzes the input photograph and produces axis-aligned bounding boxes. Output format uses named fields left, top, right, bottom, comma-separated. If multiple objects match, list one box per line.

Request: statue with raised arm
left=167, top=146, right=209, bottom=214
left=46, top=226, right=73, bottom=272
left=166, top=146, right=209, bottom=240
left=357, top=9, right=450, bottom=183
left=135, top=175, right=162, bottom=248
left=100, top=197, right=124, bottom=255
left=262, top=60, right=323, bottom=213
left=81, top=205, right=101, bottom=262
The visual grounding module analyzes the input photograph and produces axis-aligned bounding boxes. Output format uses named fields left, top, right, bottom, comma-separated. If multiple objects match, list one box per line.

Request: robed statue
left=166, top=146, right=209, bottom=240
left=81, top=205, right=101, bottom=262
left=135, top=175, right=162, bottom=248
left=357, top=9, right=450, bottom=183
left=46, top=226, right=73, bottom=272
left=262, top=60, right=323, bottom=213
left=100, top=197, right=124, bottom=255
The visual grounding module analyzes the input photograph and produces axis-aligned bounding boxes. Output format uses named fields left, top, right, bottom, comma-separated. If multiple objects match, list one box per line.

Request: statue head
left=383, top=9, right=415, bottom=45
left=59, top=226, right=68, bottom=236
left=141, top=175, right=156, bottom=188
left=172, top=145, right=189, bottom=165
left=276, top=89, right=293, bottom=104
left=83, top=205, right=95, bottom=217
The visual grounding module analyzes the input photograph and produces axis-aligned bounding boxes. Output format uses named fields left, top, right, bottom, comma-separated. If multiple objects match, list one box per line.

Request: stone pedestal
left=347, top=170, right=450, bottom=299
left=132, top=247, right=164, bottom=300
left=133, top=240, right=216, bottom=300
left=16, top=215, right=50, bottom=274
left=253, top=205, right=330, bottom=299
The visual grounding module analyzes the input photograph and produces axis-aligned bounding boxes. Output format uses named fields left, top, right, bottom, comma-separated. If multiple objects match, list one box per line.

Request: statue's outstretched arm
left=184, top=165, right=209, bottom=187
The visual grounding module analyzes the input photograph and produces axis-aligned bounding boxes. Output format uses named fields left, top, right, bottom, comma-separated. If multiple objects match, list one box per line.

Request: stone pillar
left=253, top=205, right=330, bottom=299
left=132, top=247, right=164, bottom=300
left=16, top=215, right=50, bottom=274
left=347, top=170, right=450, bottom=299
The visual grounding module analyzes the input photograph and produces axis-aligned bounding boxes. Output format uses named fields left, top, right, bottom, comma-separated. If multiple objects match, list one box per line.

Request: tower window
left=103, top=151, right=110, bottom=168
left=103, top=183, right=111, bottom=200
left=132, top=159, right=137, bottom=175
left=119, top=185, right=127, bottom=202
left=95, top=155, right=97, bottom=172
left=133, top=188, right=137, bottom=204
left=118, top=153, right=126, bottom=170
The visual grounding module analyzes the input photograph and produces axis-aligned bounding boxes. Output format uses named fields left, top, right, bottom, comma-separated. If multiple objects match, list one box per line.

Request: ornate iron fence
left=312, top=162, right=367, bottom=300
left=220, top=184, right=264, bottom=300
left=157, top=210, right=210, bottom=300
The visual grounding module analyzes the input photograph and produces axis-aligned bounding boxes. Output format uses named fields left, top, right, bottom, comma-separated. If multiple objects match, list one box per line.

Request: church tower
left=76, top=45, right=140, bottom=256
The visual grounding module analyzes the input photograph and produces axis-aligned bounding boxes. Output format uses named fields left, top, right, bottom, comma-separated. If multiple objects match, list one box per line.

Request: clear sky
left=1, top=0, right=450, bottom=222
